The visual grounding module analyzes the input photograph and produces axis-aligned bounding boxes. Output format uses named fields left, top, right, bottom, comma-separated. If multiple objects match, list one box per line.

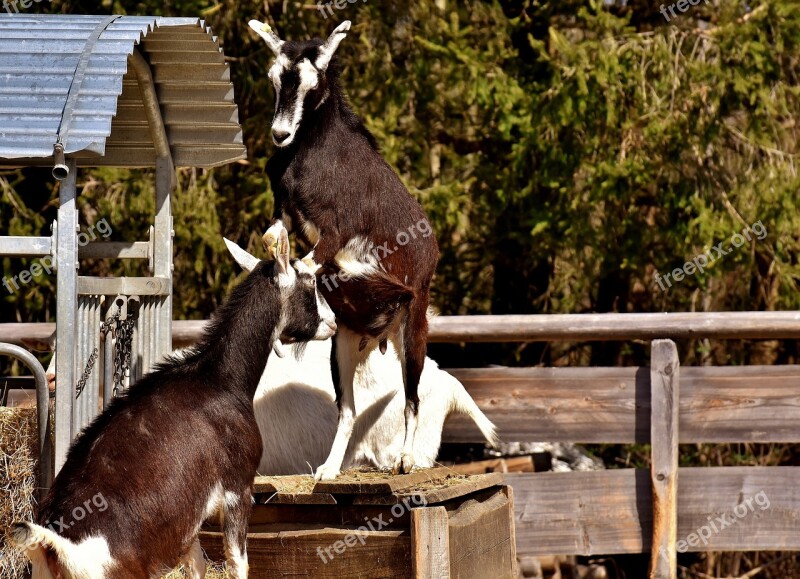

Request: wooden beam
left=5, top=311, right=800, bottom=348
left=428, top=312, right=800, bottom=342
left=649, top=340, right=679, bottom=579
left=508, top=467, right=800, bottom=557
left=441, top=365, right=800, bottom=444
left=411, top=507, right=450, bottom=579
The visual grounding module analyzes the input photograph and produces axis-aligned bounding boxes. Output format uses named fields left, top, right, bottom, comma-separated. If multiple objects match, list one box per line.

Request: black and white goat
left=11, top=228, right=336, bottom=579
left=248, top=19, right=440, bottom=479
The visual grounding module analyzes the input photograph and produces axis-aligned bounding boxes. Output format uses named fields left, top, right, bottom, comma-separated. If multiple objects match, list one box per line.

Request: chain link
left=75, top=301, right=137, bottom=400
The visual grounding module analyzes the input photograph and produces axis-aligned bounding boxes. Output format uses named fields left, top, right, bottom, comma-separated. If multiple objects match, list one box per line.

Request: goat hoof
left=314, top=464, right=341, bottom=481
left=400, top=453, right=417, bottom=474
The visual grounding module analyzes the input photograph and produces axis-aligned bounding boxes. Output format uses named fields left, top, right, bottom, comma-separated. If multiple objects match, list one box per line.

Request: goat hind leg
left=398, top=298, right=429, bottom=474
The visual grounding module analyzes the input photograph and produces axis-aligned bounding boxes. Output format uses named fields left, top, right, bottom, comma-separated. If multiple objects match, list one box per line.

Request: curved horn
left=248, top=19, right=284, bottom=56
left=315, top=20, right=350, bottom=71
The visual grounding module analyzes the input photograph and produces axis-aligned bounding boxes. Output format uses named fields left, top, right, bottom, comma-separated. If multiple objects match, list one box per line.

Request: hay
left=0, top=407, right=38, bottom=579
left=161, top=560, right=227, bottom=579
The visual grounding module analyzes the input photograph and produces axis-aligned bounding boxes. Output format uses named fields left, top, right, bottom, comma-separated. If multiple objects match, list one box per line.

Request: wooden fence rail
left=3, top=311, right=800, bottom=346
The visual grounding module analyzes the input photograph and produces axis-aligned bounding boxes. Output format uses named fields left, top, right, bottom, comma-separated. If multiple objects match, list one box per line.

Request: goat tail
left=11, top=521, right=106, bottom=579
left=446, top=374, right=501, bottom=449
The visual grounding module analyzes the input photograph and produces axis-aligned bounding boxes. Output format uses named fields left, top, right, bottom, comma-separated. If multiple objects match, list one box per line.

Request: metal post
left=55, top=158, right=78, bottom=473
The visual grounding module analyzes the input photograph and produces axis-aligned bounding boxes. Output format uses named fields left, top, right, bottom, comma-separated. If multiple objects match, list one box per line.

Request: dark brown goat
left=12, top=229, right=336, bottom=579
left=249, top=19, right=440, bottom=479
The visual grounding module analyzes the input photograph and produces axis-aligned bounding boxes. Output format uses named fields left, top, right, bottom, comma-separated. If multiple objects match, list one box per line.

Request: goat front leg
left=222, top=489, right=252, bottom=579
left=397, top=296, right=430, bottom=474
left=180, top=537, right=205, bottom=579
left=315, top=328, right=368, bottom=481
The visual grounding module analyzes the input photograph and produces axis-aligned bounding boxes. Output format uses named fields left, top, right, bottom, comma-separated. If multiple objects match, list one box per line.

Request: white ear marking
left=248, top=19, right=285, bottom=56
left=223, top=238, right=261, bottom=273
left=315, top=20, right=351, bottom=71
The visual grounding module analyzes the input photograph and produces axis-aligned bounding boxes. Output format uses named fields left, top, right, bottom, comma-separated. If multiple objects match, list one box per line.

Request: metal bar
left=0, top=342, right=52, bottom=494
left=74, top=296, right=85, bottom=434
left=77, top=276, right=171, bottom=296
left=79, top=241, right=150, bottom=260
left=103, top=313, right=113, bottom=408
left=0, top=236, right=52, bottom=257
left=88, top=296, right=100, bottom=423
left=54, top=158, right=77, bottom=473
left=129, top=50, right=172, bottom=163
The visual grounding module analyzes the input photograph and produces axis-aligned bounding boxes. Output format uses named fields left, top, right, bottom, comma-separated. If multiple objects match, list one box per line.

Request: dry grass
left=160, top=561, right=227, bottom=579
left=0, top=407, right=38, bottom=579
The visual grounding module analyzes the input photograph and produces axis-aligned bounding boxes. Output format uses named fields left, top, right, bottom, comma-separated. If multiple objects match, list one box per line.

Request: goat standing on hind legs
left=249, top=19, right=440, bottom=479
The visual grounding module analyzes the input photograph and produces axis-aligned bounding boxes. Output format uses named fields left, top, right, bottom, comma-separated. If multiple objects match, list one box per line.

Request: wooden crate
left=199, top=468, right=517, bottom=578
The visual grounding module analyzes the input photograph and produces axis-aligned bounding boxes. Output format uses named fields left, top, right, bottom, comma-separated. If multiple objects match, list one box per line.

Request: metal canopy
left=0, top=14, right=246, bottom=168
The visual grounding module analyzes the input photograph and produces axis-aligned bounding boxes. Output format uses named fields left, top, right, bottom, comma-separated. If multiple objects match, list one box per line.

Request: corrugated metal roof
left=0, top=14, right=247, bottom=168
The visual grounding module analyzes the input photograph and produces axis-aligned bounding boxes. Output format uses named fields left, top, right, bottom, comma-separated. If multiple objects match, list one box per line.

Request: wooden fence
left=3, top=312, right=800, bottom=578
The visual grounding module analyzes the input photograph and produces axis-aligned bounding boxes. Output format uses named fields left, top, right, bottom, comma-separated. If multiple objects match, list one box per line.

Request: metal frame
left=0, top=15, right=245, bottom=490
left=0, top=343, right=51, bottom=495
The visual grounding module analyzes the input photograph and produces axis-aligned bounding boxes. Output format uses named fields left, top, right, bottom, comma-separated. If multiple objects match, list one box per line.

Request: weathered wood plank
left=442, top=365, right=800, bottom=444
left=442, top=456, right=535, bottom=475
left=8, top=312, right=800, bottom=349
left=649, top=340, right=679, bottom=579
left=168, top=312, right=800, bottom=345
left=509, top=467, right=800, bottom=557
left=447, top=487, right=516, bottom=578
left=312, top=467, right=454, bottom=494
left=200, top=527, right=411, bottom=578
left=253, top=475, right=336, bottom=504
left=411, top=507, right=450, bottom=579
left=353, top=473, right=505, bottom=505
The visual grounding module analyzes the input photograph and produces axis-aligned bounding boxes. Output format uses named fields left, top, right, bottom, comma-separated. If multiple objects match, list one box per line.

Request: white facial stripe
left=271, top=59, right=319, bottom=147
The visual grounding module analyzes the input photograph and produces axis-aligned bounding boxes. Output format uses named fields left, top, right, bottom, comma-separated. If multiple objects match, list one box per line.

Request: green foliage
left=1, top=0, right=799, bottom=368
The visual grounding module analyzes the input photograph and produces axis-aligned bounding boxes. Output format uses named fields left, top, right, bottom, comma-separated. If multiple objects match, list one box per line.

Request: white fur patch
left=16, top=524, right=114, bottom=579
left=334, top=236, right=382, bottom=279
left=301, top=219, right=321, bottom=245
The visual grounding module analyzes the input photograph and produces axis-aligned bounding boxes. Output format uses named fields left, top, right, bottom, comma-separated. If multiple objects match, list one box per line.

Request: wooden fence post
left=411, top=506, right=451, bottom=579
left=650, top=339, right=679, bottom=579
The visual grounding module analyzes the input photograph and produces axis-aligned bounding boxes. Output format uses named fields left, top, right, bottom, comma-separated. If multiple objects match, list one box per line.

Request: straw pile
left=0, top=407, right=38, bottom=579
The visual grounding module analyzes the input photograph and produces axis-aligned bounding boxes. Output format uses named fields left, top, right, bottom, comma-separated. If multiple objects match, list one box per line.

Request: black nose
left=272, top=129, right=290, bottom=144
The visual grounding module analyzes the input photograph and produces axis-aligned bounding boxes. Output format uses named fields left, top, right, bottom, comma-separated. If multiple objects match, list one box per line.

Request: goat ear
left=275, top=228, right=292, bottom=276
left=223, top=238, right=261, bottom=273
left=248, top=19, right=284, bottom=56
left=315, top=20, right=350, bottom=71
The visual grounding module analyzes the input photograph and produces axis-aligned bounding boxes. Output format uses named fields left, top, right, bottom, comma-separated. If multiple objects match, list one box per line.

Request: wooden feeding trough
left=200, top=468, right=517, bottom=578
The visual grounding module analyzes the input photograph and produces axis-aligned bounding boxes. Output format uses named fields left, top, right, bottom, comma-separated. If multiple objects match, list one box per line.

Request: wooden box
left=200, top=468, right=517, bottom=578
